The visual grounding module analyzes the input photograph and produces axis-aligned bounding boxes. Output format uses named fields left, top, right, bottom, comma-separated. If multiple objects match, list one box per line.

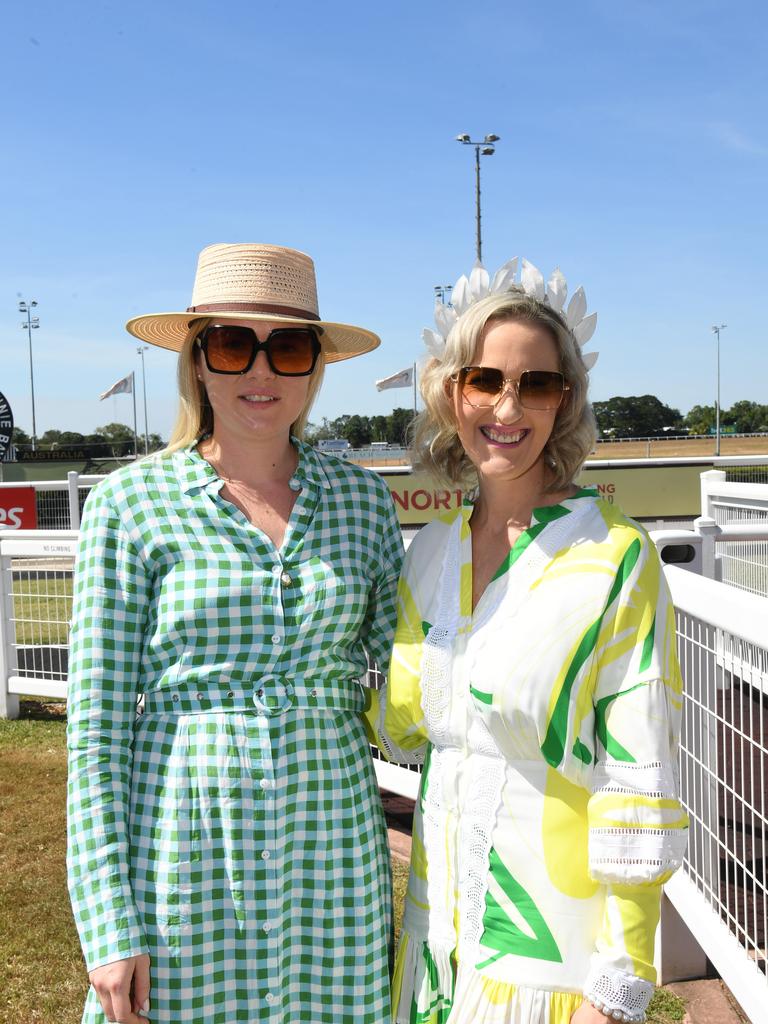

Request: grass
left=11, top=576, right=73, bottom=646
left=1, top=703, right=687, bottom=1023
left=0, top=702, right=85, bottom=1024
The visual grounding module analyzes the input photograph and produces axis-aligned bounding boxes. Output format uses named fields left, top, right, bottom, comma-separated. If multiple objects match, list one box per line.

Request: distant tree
left=683, top=404, right=716, bottom=435
left=11, top=427, right=32, bottom=447
left=387, top=407, right=416, bottom=446
left=39, top=429, right=64, bottom=449
left=341, top=415, right=372, bottom=448
left=95, top=422, right=135, bottom=456
left=370, top=415, right=389, bottom=443
left=593, top=395, right=683, bottom=438
left=724, top=400, right=768, bottom=433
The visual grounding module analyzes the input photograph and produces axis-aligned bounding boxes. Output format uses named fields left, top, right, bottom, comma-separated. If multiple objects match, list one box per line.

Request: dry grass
left=0, top=702, right=86, bottom=1024
left=590, top=435, right=768, bottom=460
left=1, top=703, right=686, bottom=1022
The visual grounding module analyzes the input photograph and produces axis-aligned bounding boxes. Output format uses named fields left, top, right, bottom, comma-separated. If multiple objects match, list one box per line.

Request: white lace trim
left=375, top=682, right=425, bottom=764
left=422, top=745, right=458, bottom=947
left=420, top=515, right=462, bottom=746
left=591, top=759, right=678, bottom=798
left=589, top=759, right=687, bottom=883
left=458, top=756, right=506, bottom=958
left=589, top=827, right=688, bottom=884
left=584, top=964, right=653, bottom=1021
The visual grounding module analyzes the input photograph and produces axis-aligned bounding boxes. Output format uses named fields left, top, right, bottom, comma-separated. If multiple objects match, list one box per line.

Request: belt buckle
left=252, top=676, right=295, bottom=717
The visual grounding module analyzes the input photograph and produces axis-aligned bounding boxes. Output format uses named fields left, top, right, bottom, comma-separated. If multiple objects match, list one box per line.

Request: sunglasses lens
left=519, top=371, right=565, bottom=409
left=268, top=329, right=317, bottom=374
left=203, top=326, right=255, bottom=372
left=462, top=367, right=504, bottom=405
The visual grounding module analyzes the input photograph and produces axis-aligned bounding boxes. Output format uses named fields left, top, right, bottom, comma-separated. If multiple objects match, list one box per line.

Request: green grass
left=1, top=703, right=687, bottom=1023
left=11, top=577, right=73, bottom=646
left=0, top=702, right=86, bottom=1024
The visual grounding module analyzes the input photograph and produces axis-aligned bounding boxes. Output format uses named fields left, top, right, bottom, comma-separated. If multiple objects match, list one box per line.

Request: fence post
left=693, top=517, right=720, bottom=580
left=67, top=471, right=81, bottom=530
left=699, top=469, right=726, bottom=520
left=0, top=545, right=19, bottom=719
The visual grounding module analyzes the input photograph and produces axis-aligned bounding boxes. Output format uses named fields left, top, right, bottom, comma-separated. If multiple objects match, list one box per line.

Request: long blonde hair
left=164, top=319, right=326, bottom=453
left=413, top=288, right=597, bottom=491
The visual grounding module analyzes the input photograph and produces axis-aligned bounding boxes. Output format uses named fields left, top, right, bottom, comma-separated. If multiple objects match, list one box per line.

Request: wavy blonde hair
left=413, top=288, right=596, bottom=491
left=163, top=319, right=326, bottom=454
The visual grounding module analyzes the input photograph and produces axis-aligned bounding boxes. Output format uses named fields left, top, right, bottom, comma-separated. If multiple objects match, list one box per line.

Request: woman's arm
left=583, top=533, right=688, bottom=1022
left=67, top=482, right=152, bottom=973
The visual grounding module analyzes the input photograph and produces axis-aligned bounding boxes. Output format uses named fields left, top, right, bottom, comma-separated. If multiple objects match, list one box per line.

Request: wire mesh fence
left=675, top=607, right=767, bottom=979
left=7, top=560, right=73, bottom=685
left=712, top=501, right=768, bottom=598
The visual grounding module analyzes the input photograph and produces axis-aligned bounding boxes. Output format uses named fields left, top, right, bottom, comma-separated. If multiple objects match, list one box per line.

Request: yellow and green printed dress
left=378, top=491, right=688, bottom=1024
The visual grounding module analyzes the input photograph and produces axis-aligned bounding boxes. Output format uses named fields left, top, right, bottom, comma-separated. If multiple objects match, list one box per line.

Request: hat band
left=187, top=301, right=320, bottom=321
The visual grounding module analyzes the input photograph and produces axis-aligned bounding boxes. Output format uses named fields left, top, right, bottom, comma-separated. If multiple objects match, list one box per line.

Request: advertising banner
left=0, top=486, right=38, bottom=529
left=381, top=461, right=716, bottom=525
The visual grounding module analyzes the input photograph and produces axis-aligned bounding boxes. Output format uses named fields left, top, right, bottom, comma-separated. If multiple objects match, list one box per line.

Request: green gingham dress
left=66, top=440, right=404, bottom=1024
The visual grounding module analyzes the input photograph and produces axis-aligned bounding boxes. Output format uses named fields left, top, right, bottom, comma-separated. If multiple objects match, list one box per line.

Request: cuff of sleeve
left=81, top=922, right=150, bottom=974
left=584, top=964, right=653, bottom=1022
left=376, top=683, right=426, bottom=764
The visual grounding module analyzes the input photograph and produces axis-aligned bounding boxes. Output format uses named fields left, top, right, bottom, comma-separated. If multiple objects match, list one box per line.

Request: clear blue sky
left=2, top=0, right=766, bottom=441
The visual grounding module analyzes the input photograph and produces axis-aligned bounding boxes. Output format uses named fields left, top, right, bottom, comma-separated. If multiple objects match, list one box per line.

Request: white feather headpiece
left=422, top=257, right=598, bottom=370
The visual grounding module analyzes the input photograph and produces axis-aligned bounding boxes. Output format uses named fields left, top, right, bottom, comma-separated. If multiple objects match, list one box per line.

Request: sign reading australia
left=0, top=391, right=14, bottom=461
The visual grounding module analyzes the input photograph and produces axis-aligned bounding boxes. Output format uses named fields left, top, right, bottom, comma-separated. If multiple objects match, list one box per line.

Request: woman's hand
left=570, top=1001, right=615, bottom=1024
left=88, top=953, right=150, bottom=1022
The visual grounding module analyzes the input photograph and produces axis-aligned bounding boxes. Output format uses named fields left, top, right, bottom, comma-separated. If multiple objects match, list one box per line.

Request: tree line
left=8, top=397, right=767, bottom=457
left=12, top=423, right=165, bottom=458
left=592, top=397, right=768, bottom=438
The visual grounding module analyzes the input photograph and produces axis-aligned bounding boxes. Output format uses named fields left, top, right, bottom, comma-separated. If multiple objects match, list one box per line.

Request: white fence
left=660, top=566, right=767, bottom=1022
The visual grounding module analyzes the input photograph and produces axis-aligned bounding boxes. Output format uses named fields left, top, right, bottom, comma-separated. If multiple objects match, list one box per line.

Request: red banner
left=0, top=487, right=37, bottom=529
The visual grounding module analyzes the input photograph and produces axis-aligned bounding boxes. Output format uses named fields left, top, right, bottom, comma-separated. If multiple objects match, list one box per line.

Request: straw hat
left=126, top=243, right=380, bottom=362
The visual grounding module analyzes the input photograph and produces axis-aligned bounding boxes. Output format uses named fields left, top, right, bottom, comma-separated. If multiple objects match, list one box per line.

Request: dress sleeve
left=583, top=531, right=688, bottom=1019
left=364, top=537, right=430, bottom=763
left=66, top=483, right=151, bottom=972
left=359, top=482, right=404, bottom=674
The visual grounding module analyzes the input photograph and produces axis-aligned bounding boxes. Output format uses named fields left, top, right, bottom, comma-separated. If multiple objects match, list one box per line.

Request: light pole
left=18, top=299, right=39, bottom=451
left=711, top=323, right=727, bottom=456
left=136, top=345, right=150, bottom=454
left=456, top=133, right=500, bottom=263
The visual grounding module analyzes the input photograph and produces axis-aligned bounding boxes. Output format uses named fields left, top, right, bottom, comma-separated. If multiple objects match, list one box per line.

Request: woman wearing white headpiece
left=66, top=244, right=403, bottom=1023
left=376, top=259, right=688, bottom=1024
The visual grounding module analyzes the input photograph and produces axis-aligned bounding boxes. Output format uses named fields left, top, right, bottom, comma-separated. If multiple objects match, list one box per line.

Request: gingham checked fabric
left=66, top=440, right=403, bottom=1023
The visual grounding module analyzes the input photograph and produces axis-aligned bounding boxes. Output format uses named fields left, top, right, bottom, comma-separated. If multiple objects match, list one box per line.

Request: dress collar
left=176, top=436, right=333, bottom=495
left=459, top=485, right=599, bottom=527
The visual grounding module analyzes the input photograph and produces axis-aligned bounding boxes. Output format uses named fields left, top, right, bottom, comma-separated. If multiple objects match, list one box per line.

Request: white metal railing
left=661, top=565, right=767, bottom=1020
left=0, top=531, right=77, bottom=718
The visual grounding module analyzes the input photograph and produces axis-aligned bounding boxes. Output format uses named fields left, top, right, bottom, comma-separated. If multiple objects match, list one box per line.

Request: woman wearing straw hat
left=66, top=243, right=403, bottom=1024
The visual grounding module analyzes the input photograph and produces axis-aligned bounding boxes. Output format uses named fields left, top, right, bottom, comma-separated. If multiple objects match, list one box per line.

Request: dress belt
left=140, top=676, right=367, bottom=717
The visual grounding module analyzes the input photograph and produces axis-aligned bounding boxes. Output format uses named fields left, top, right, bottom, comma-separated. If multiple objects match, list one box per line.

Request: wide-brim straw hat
left=126, top=242, right=380, bottom=362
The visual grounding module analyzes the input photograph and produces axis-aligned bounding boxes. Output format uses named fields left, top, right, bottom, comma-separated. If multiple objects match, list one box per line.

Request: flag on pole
left=375, top=366, right=414, bottom=391
left=99, top=372, right=133, bottom=401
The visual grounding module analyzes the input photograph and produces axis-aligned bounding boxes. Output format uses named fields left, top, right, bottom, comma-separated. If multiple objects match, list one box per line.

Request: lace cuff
left=589, top=760, right=688, bottom=883
left=376, top=683, right=426, bottom=765
left=584, top=964, right=653, bottom=1022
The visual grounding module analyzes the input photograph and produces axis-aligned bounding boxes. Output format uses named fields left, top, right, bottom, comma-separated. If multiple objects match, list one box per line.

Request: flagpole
left=413, top=362, right=417, bottom=416
left=131, top=372, right=138, bottom=459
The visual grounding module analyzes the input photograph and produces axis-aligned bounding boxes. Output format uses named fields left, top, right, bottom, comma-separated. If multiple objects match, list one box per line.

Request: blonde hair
left=164, top=319, right=326, bottom=453
left=413, top=288, right=597, bottom=491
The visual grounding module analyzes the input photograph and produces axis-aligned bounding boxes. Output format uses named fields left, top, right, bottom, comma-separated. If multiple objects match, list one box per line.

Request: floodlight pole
left=18, top=299, right=39, bottom=451
left=711, top=323, right=727, bottom=456
left=137, top=345, right=150, bottom=454
left=456, top=134, right=500, bottom=263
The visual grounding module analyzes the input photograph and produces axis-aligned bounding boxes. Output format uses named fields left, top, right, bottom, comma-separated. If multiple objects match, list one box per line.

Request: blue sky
left=2, top=0, right=766, bottom=441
